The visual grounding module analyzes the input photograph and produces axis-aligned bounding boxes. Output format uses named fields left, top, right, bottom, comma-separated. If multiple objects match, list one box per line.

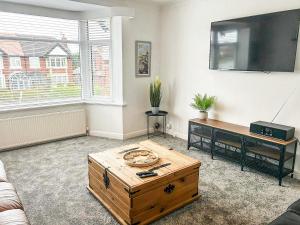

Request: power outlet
left=166, top=123, right=172, bottom=130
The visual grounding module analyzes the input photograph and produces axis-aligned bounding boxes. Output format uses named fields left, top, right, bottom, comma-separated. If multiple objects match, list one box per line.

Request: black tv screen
left=209, top=9, right=300, bottom=72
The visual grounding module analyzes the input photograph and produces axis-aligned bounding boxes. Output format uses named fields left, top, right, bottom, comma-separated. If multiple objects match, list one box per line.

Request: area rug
left=0, top=135, right=300, bottom=225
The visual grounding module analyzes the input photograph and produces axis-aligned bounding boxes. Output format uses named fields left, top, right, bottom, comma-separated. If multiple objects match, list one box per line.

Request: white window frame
left=9, top=57, right=21, bottom=69
left=0, top=55, right=3, bottom=69
left=0, top=14, right=123, bottom=112
left=0, top=55, right=4, bottom=88
left=80, top=17, right=123, bottom=105
left=46, top=56, right=67, bottom=69
left=81, top=18, right=114, bottom=103
left=110, top=17, right=123, bottom=105
left=0, top=70, right=4, bottom=89
left=29, top=57, right=40, bottom=69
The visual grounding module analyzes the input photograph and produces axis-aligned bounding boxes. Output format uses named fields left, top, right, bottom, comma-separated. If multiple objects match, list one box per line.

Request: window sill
left=0, top=99, right=127, bottom=113
left=0, top=99, right=84, bottom=113
left=84, top=99, right=127, bottom=107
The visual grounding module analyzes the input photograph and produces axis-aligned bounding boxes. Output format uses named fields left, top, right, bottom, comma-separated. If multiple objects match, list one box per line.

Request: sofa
left=0, top=160, right=30, bottom=225
left=269, top=199, right=300, bottom=225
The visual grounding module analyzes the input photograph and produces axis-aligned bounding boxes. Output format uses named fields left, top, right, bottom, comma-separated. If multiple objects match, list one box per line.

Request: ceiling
left=136, top=0, right=178, bottom=4
left=0, top=0, right=113, bottom=11
left=0, top=0, right=176, bottom=11
left=149, top=0, right=176, bottom=3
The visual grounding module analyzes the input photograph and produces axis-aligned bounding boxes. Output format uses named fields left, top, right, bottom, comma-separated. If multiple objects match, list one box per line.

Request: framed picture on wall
left=135, top=41, right=151, bottom=77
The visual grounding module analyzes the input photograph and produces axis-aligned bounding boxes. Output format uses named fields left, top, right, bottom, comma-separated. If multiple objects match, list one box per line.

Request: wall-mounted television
left=209, top=9, right=300, bottom=72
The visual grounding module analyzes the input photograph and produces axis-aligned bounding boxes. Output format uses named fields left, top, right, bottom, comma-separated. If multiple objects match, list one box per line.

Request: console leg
left=278, top=146, right=285, bottom=186
left=290, top=141, right=297, bottom=179
left=200, top=137, right=203, bottom=150
left=241, top=138, right=245, bottom=172
left=210, top=128, right=215, bottom=160
left=187, top=122, right=191, bottom=150
left=147, top=116, right=150, bottom=139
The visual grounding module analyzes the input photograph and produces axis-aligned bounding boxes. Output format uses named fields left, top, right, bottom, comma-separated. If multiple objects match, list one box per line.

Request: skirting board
left=89, top=128, right=153, bottom=140
left=123, top=129, right=151, bottom=139
left=167, top=130, right=188, bottom=140
left=293, top=170, right=300, bottom=180
left=89, top=130, right=124, bottom=140
left=0, top=134, right=87, bottom=152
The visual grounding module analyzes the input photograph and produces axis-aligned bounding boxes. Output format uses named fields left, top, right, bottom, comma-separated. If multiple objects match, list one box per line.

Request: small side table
left=145, top=111, right=168, bottom=139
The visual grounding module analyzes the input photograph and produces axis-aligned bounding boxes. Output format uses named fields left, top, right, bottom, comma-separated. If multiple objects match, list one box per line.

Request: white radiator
left=0, top=109, right=87, bottom=150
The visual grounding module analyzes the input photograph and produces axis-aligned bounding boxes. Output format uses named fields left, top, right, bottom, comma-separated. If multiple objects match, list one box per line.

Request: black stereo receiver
left=250, top=121, right=295, bottom=141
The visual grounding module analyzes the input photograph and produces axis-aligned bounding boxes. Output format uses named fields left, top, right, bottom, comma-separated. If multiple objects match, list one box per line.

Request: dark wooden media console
left=188, top=119, right=298, bottom=186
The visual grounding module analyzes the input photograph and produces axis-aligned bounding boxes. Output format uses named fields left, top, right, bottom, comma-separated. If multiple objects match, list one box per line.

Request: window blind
left=0, top=12, right=81, bottom=108
left=87, top=19, right=111, bottom=97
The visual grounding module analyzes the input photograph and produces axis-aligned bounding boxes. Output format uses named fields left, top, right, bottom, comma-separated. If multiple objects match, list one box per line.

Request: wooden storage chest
left=88, top=140, right=201, bottom=225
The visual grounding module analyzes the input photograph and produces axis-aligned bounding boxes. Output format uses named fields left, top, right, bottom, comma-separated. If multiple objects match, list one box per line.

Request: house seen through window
left=9, top=57, right=21, bottom=69
left=88, top=20, right=111, bottom=97
left=46, top=57, right=67, bottom=68
left=0, top=11, right=112, bottom=108
left=0, top=54, right=3, bottom=88
left=0, top=55, right=3, bottom=69
left=29, top=57, right=40, bottom=69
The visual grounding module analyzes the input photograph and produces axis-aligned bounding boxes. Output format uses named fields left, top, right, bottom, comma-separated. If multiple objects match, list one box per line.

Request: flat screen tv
left=209, top=9, right=300, bottom=72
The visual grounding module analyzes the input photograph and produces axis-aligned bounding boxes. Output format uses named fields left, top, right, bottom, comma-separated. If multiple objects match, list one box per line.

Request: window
left=0, top=12, right=81, bottom=108
left=0, top=55, right=3, bottom=69
left=217, top=30, right=238, bottom=44
left=29, top=57, right=40, bottom=69
left=215, top=30, right=238, bottom=70
left=0, top=12, right=114, bottom=109
left=9, top=57, right=21, bottom=69
left=0, top=71, right=4, bottom=88
left=46, top=57, right=67, bottom=68
left=87, top=19, right=111, bottom=97
left=0, top=55, right=4, bottom=88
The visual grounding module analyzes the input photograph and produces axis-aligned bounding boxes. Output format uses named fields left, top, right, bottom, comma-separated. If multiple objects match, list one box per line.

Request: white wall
left=86, top=104, right=124, bottom=139
left=160, top=0, right=300, bottom=173
left=122, top=1, right=161, bottom=138
left=87, top=0, right=161, bottom=139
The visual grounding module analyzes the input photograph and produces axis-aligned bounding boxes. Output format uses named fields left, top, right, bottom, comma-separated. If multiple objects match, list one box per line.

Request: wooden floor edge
left=87, top=186, right=128, bottom=225
left=88, top=184, right=201, bottom=225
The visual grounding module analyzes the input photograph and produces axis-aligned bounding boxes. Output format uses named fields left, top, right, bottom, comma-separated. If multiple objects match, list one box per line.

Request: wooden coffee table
left=88, top=140, right=201, bottom=225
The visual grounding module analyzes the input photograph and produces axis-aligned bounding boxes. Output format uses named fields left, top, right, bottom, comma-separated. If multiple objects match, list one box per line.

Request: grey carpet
left=0, top=135, right=300, bottom=225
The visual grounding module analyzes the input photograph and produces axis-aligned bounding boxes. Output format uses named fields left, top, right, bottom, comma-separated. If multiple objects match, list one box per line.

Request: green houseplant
left=150, top=77, right=162, bottom=114
left=191, top=94, right=216, bottom=120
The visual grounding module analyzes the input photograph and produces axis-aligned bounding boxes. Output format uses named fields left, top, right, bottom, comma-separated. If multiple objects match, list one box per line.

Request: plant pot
left=151, top=107, right=160, bottom=114
left=199, top=111, right=208, bottom=120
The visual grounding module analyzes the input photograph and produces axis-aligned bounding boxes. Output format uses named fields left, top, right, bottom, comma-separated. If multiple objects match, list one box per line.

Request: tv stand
left=187, top=118, right=298, bottom=186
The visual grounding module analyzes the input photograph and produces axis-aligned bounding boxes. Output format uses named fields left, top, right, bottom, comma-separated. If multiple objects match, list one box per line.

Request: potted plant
left=191, top=94, right=216, bottom=120
left=150, top=77, right=162, bottom=114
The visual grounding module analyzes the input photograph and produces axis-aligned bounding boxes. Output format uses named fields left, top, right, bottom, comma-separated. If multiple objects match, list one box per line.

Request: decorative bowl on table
left=123, top=149, right=159, bottom=167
